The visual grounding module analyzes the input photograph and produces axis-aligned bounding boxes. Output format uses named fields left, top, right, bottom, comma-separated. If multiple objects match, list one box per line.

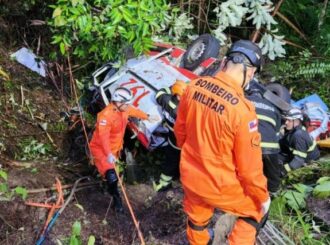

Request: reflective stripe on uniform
left=260, top=142, right=279, bottom=149
left=164, top=121, right=174, bottom=131
left=284, top=164, right=291, bottom=172
left=155, top=91, right=166, bottom=99
left=169, top=100, right=177, bottom=109
left=308, top=140, right=317, bottom=152
left=164, top=87, right=171, bottom=94
left=256, top=115, right=276, bottom=127
left=168, top=138, right=181, bottom=150
left=290, top=147, right=307, bottom=158
left=156, top=87, right=171, bottom=99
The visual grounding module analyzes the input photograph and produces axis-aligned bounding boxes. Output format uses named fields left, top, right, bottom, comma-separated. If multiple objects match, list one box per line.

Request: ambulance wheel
left=182, top=34, right=220, bottom=71
left=266, top=83, right=291, bottom=104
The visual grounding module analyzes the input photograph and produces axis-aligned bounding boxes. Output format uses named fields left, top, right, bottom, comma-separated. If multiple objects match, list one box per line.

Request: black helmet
left=227, top=40, right=263, bottom=72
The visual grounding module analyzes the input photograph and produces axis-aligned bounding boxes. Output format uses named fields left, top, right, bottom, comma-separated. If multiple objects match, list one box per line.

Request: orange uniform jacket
left=90, top=103, right=148, bottom=176
left=174, top=72, right=268, bottom=212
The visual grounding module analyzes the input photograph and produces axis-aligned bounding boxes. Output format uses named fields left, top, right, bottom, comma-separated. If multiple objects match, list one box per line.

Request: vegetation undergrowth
left=269, top=158, right=330, bottom=244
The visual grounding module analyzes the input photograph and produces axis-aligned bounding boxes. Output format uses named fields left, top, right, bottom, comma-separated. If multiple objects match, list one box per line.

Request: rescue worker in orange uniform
left=153, top=80, right=188, bottom=192
left=174, top=40, right=270, bottom=244
left=89, top=87, right=157, bottom=213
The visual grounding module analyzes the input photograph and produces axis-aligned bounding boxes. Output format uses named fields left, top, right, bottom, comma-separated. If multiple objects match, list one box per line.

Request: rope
left=115, top=167, right=145, bottom=245
left=67, top=55, right=93, bottom=166
left=67, top=55, right=145, bottom=245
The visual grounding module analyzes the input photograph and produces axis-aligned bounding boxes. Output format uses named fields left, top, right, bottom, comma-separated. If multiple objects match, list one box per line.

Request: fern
left=267, top=53, right=330, bottom=106
left=270, top=57, right=330, bottom=80
left=295, top=62, right=330, bottom=79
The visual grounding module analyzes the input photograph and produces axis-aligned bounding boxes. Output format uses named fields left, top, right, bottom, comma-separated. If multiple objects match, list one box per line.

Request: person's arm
left=127, top=105, right=149, bottom=120
left=174, top=89, right=188, bottom=147
left=287, top=134, right=309, bottom=170
left=155, top=87, right=171, bottom=105
left=234, top=111, right=269, bottom=205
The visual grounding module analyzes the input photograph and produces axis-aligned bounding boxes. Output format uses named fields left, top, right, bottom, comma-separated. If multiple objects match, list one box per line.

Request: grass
left=269, top=155, right=330, bottom=244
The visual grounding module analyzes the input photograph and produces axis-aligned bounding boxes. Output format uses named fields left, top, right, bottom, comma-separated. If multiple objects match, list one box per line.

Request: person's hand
left=261, top=197, right=271, bottom=215
left=107, top=153, right=116, bottom=164
left=148, top=114, right=160, bottom=123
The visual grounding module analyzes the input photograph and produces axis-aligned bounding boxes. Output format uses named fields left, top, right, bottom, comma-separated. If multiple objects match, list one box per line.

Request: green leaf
left=283, top=190, right=306, bottom=209
left=270, top=195, right=286, bottom=216
left=120, top=7, right=134, bottom=24
left=316, top=177, right=330, bottom=184
left=0, top=170, right=8, bottom=181
left=72, top=221, right=81, bottom=236
left=69, top=236, right=79, bottom=245
left=60, top=42, right=66, bottom=55
left=51, top=35, right=62, bottom=44
left=142, top=23, right=149, bottom=36
left=293, top=183, right=313, bottom=195
left=117, top=26, right=127, bottom=34
left=111, top=8, right=123, bottom=24
left=31, top=168, right=38, bottom=173
left=0, top=183, right=8, bottom=193
left=15, top=186, right=28, bottom=200
left=71, top=0, right=79, bottom=7
left=54, top=16, right=67, bottom=27
left=313, top=181, right=330, bottom=199
left=53, top=7, right=62, bottom=18
left=87, top=235, right=95, bottom=245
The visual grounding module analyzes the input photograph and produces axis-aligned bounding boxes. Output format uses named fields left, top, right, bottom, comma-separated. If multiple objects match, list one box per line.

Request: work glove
left=261, top=197, right=271, bottom=215
left=147, top=114, right=160, bottom=123
left=107, top=153, right=116, bottom=164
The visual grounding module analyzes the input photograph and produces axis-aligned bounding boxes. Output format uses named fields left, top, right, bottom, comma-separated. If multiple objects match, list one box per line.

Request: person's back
left=176, top=74, right=266, bottom=201
left=175, top=39, right=270, bottom=245
left=245, top=82, right=281, bottom=154
left=245, top=82, right=282, bottom=192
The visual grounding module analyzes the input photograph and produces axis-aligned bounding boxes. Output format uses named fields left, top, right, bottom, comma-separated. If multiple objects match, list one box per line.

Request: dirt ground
left=0, top=161, right=188, bottom=245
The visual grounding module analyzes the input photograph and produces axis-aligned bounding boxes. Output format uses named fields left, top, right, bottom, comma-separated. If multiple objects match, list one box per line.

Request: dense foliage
left=48, top=0, right=170, bottom=64
left=265, top=0, right=330, bottom=103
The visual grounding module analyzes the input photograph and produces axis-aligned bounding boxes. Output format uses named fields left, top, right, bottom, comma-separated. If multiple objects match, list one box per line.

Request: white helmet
left=284, top=108, right=303, bottom=120
left=112, top=87, right=133, bottom=104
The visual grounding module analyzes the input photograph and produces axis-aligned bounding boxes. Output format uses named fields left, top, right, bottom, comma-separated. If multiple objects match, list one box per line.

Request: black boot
left=111, top=194, right=124, bottom=213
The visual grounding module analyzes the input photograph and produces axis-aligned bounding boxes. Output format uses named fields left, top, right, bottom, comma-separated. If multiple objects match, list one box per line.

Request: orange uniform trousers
left=184, top=187, right=264, bottom=245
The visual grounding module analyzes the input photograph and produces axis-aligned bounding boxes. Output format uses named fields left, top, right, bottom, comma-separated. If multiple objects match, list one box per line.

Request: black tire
left=182, top=34, right=220, bottom=71
left=265, top=83, right=291, bottom=104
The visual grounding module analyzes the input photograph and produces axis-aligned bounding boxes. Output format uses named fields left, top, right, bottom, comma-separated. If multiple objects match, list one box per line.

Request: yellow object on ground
left=317, top=138, right=330, bottom=148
